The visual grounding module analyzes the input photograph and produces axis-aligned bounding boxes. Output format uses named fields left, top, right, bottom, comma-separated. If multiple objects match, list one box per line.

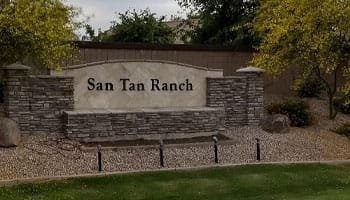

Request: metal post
left=213, top=136, right=218, bottom=163
left=256, top=138, right=260, bottom=161
left=159, top=139, right=164, bottom=167
left=97, top=145, right=102, bottom=172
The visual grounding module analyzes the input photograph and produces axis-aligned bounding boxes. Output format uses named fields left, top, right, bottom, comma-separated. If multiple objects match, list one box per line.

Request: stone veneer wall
left=207, top=76, right=248, bottom=126
left=2, top=65, right=74, bottom=134
left=207, top=71, right=264, bottom=127
left=64, top=108, right=225, bottom=141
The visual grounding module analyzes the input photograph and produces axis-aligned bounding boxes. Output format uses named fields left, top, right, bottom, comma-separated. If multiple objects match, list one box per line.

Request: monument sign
left=1, top=61, right=264, bottom=141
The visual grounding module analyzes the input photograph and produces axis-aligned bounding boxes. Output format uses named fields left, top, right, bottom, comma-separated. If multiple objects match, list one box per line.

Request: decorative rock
left=261, top=114, right=291, bottom=133
left=0, top=117, right=21, bottom=147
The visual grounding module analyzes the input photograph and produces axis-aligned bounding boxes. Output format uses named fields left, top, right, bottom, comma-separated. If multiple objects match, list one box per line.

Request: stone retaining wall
left=64, top=108, right=225, bottom=141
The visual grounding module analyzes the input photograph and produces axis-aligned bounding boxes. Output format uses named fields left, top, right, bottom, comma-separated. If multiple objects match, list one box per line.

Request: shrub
left=297, top=76, right=325, bottom=98
left=267, top=100, right=312, bottom=127
left=333, top=123, right=350, bottom=137
left=333, top=98, right=350, bottom=114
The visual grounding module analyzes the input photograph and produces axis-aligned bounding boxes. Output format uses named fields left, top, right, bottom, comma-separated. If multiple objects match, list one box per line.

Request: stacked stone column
left=2, top=64, right=31, bottom=132
left=236, top=66, right=264, bottom=126
left=207, top=66, right=264, bottom=127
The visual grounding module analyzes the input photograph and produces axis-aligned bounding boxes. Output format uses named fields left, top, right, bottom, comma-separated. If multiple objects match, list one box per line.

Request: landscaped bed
left=0, top=97, right=349, bottom=181
left=0, top=163, right=349, bottom=200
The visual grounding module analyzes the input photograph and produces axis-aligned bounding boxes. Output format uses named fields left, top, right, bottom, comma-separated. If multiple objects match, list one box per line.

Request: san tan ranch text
left=87, top=78, right=194, bottom=91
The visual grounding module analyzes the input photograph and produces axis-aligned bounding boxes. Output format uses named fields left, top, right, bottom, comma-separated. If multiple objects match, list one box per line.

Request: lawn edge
left=1, top=160, right=350, bottom=187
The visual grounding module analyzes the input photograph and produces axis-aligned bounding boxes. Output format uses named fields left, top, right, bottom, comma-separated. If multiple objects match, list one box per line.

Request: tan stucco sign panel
left=52, top=60, right=223, bottom=109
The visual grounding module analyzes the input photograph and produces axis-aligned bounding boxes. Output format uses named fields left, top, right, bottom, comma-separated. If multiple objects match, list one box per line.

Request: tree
left=102, top=9, right=175, bottom=44
left=81, top=24, right=96, bottom=41
left=177, top=0, right=260, bottom=47
left=0, top=0, right=81, bottom=71
left=251, top=0, right=350, bottom=119
left=81, top=24, right=107, bottom=42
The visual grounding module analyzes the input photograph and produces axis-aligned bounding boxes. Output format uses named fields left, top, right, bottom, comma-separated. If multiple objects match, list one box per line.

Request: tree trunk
left=328, top=69, right=338, bottom=120
left=313, top=66, right=338, bottom=120
left=329, top=93, right=337, bottom=120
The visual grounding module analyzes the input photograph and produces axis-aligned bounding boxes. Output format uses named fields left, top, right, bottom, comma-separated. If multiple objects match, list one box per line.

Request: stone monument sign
left=1, top=62, right=264, bottom=141
left=51, top=60, right=223, bottom=109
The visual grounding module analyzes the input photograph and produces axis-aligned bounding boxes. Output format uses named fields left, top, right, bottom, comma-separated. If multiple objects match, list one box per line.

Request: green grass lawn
left=1, top=164, right=350, bottom=200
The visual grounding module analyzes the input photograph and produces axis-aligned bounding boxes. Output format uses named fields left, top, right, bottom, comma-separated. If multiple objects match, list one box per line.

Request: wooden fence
left=65, top=41, right=297, bottom=95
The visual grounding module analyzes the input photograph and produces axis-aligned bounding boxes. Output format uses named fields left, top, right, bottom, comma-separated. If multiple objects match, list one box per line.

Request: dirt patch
left=81, top=134, right=230, bottom=148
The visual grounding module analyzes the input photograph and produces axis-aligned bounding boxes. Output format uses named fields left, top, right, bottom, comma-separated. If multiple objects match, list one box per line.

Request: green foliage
left=333, top=97, right=350, bottom=114
left=102, top=9, right=175, bottom=44
left=333, top=123, right=350, bottom=137
left=267, top=100, right=312, bottom=127
left=81, top=24, right=96, bottom=41
left=252, top=0, right=350, bottom=119
left=81, top=24, right=106, bottom=42
left=177, top=0, right=260, bottom=47
left=297, top=76, right=325, bottom=98
left=340, top=101, right=350, bottom=114
left=0, top=0, right=81, bottom=70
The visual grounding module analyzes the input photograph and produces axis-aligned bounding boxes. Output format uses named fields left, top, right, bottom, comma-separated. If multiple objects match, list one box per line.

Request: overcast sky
left=65, top=0, right=185, bottom=33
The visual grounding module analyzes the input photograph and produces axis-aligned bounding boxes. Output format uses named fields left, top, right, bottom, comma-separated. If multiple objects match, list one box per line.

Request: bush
left=333, top=123, right=350, bottom=137
left=297, top=77, right=325, bottom=98
left=267, top=100, right=312, bottom=127
left=333, top=98, right=350, bottom=114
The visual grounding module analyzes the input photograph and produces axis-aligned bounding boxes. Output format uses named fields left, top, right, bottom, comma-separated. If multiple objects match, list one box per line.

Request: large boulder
left=261, top=114, right=291, bottom=133
left=0, top=117, right=21, bottom=147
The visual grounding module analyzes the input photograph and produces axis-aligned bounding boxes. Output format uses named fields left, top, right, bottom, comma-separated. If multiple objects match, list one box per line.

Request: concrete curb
left=1, top=160, right=350, bottom=187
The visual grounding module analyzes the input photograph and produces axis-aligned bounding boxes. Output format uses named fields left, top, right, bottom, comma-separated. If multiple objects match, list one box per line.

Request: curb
left=1, top=160, right=350, bottom=187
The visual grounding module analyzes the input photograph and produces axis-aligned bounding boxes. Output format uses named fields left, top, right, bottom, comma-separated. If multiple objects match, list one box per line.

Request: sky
left=65, top=0, right=186, bottom=34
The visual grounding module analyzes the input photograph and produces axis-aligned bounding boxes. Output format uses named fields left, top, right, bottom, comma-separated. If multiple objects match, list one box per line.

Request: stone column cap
left=236, top=66, right=264, bottom=73
left=1, top=63, right=31, bottom=70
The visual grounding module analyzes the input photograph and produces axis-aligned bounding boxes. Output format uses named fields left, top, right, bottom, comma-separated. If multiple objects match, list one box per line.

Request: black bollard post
left=256, top=138, right=260, bottom=161
left=97, top=145, right=102, bottom=172
left=213, top=136, right=218, bottom=163
left=159, top=139, right=164, bottom=167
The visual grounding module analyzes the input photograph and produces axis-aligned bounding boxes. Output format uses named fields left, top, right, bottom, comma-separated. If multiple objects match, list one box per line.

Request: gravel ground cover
left=0, top=126, right=349, bottom=181
left=0, top=97, right=349, bottom=180
left=81, top=134, right=230, bottom=147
